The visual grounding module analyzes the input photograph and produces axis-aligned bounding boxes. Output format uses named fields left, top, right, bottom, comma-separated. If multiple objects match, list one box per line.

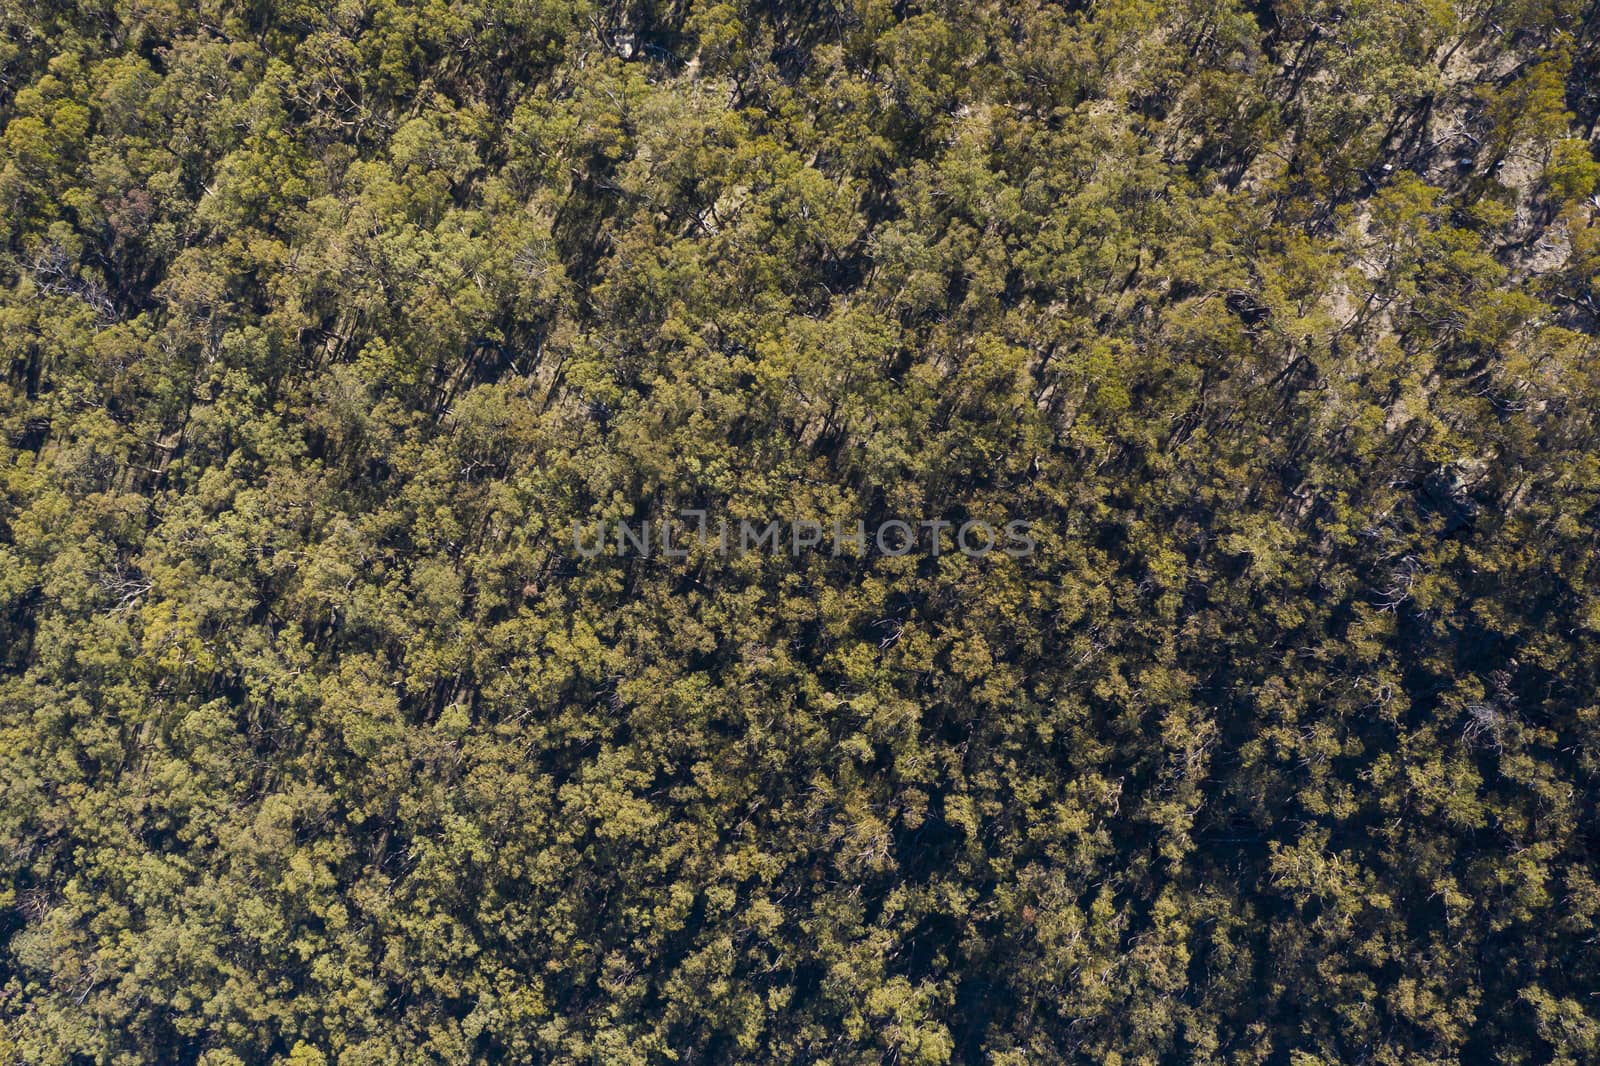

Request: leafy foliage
left=2, top=0, right=1599, bottom=1062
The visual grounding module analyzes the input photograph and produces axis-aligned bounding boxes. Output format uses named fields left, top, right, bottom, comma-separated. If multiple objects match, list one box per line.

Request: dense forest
left=2, top=0, right=1600, bottom=1062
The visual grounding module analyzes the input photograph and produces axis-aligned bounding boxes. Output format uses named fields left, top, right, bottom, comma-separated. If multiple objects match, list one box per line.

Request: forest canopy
left=2, top=0, right=1600, bottom=1063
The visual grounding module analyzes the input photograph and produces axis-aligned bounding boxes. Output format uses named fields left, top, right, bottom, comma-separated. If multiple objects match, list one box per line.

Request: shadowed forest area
left=2, top=0, right=1600, bottom=1062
